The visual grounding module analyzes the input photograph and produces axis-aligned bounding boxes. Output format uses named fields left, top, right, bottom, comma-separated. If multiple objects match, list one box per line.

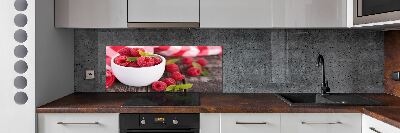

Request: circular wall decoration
left=14, top=92, right=28, bottom=105
left=14, top=0, right=28, bottom=11
left=14, top=76, right=27, bottom=89
left=14, top=45, right=28, bottom=58
left=14, top=29, right=27, bottom=43
left=14, top=14, right=27, bottom=27
left=14, top=60, right=28, bottom=74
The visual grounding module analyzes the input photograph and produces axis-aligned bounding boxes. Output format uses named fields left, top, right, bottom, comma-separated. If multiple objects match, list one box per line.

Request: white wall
left=35, top=0, right=74, bottom=107
left=0, top=0, right=36, bottom=132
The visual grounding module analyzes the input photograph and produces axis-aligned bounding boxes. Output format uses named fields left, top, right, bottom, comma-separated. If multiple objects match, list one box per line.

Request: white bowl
left=111, top=54, right=166, bottom=87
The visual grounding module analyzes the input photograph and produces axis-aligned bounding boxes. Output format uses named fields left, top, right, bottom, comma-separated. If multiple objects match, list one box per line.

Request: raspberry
left=153, top=57, right=162, bottom=65
left=196, top=58, right=208, bottom=66
left=152, top=81, right=167, bottom=92
left=187, top=67, right=202, bottom=76
left=137, top=56, right=155, bottom=67
left=117, top=47, right=132, bottom=56
left=162, top=78, right=176, bottom=86
left=130, top=48, right=145, bottom=57
left=171, top=72, right=185, bottom=81
left=114, top=55, right=129, bottom=66
left=182, top=57, right=194, bottom=65
left=127, top=61, right=139, bottom=67
left=166, top=64, right=179, bottom=73
left=106, top=70, right=115, bottom=89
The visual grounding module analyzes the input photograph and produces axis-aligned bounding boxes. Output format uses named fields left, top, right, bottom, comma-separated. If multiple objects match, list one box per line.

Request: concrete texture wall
left=74, top=29, right=384, bottom=93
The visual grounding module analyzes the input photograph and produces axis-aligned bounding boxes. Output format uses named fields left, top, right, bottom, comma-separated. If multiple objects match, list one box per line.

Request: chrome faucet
left=317, top=54, right=330, bottom=95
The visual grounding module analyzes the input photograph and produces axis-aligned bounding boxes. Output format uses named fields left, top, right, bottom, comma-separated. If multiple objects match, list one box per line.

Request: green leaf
left=126, top=57, right=138, bottom=62
left=192, top=62, right=202, bottom=69
left=139, top=51, right=154, bottom=56
left=201, top=69, right=209, bottom=76
left=177, top=84, right=193, bottom=90
left=166, top=85, right=177, bottom=92
left=167, top=58, right=180, bottom=65
left=165, top=84, right=193, bottom=92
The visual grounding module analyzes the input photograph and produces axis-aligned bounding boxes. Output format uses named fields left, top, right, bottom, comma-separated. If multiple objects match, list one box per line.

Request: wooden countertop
left=37, top=93, right=400, bottom=128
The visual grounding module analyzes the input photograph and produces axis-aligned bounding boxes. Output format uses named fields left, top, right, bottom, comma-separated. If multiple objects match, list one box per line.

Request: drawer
left=281, top=113, right=361, bottom=133
left=362, top=114, right=400, bottom=133
left=221, top=113, right=280, bottom=133
left=38, top=113, right=119, bottom=133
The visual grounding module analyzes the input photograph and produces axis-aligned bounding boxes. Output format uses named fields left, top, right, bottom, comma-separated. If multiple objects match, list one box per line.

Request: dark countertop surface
left=37, top=93, right=400, bottom=128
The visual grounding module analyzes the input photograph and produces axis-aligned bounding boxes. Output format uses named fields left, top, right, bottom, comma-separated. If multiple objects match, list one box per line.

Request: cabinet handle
left=369, top=127, right=382, bottom=133
left=301, top=121, right=342, bottom=125
left=57, top=122, right=100, bottom=125
left=236, top=122, right=268, bottom=125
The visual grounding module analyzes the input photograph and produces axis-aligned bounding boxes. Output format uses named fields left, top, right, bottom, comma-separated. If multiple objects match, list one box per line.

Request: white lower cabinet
left=281, top=113, right=362, bottom=133
left=221, top=113, right=281, bottom=133
left=38, top=113, right=119, bottom=133
left=200, top=113, right=221, bottom=133
left=362, top=114, right=400, bottom=133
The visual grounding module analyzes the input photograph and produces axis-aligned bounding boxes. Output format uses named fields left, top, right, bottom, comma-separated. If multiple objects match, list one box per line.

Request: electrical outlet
left=85, top=70, right=95, bottom=80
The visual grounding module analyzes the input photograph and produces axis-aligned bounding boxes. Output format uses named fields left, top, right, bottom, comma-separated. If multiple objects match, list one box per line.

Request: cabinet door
left=200, top=113, right=220, bottom=133
left=55, top=0, right=127, bottom=28
left=281, top=113, right=361, bottom=133
left=128, top=0, right=199, bottom=22
left=38, top=113, right=119, bottom=133
left=200, top=0, right=273, bottom=28
left=362, top=114, right=400, bottom=133
left=272, top=0, right=348, bottom=28
left=221, top=113, right=280, bottom=133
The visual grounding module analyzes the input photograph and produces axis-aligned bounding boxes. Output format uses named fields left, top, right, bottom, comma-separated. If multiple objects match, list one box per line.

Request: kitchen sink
left=276, top=93, right=384, bottom=106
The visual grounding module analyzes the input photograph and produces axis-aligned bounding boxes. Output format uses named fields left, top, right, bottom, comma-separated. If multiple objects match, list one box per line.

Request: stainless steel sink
left=276, top=93, right=384, bottom=106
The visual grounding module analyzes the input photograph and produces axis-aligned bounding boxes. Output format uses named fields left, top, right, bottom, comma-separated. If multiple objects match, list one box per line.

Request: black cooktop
left=122, top=93, right=200, bottom=107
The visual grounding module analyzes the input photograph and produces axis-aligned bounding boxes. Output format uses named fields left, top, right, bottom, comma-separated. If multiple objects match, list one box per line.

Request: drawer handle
left=301, top=121, right=342, bottom=125
left=57, top=122, right=100, bottom=125
left=236, top=122, right=268, bottom=125
left=369, top=127, right=382, bottom=133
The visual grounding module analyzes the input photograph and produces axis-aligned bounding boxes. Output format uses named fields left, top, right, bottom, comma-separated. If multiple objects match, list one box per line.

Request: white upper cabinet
left=272, top=0, right=349, bottom=28
left=200, top=0, right=273, bottom=28
left=127, top=0, right=199, bottom=23
left=55, top=0, right=127, bottom=28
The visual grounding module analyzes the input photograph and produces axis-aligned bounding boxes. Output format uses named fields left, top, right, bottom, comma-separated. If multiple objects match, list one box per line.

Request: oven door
left=122, top=129, right=199, bottom=133
left=354, top=0, right=400, bottom=25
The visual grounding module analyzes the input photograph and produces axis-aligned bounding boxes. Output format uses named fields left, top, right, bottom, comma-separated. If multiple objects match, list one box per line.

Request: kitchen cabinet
left=272, top=0, right=350, bottom=28
left=281, top=113, right=361, bottom=133
left=55, top=0, right=127, bottom=28
left=200, top=113, right=220, bottom=133
left=200, top=0, right=273, bottom=28
left=362, top=114, right=400, bottom=133
left=127, top=0, right=199, bottom=23
left=221, top=113, right=281, bottom=133
left=38, top=113, right=119, bottom=133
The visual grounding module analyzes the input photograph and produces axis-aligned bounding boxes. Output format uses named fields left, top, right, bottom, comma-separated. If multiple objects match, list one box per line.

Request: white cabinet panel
left=55, top=0, right=127, bottom=28
left=362, top=114, right=400, bottom=133
left=128, top=0, right=199, bottom=22
left=221, top=113, right=280, bottom=133
left=200, top=0, right=273, bottom=28
left=38, top=113, right=119, bottom=133
left=272, top=0, right=348, bottom=28
left=200, top=113, right=220, bottom=133
left=281, top=113, right=361, bottom=133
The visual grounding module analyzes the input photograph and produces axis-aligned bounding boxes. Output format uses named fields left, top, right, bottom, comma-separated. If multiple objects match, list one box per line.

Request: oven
left=354, top=0, right=400, bottom=25
left=120, top=114, right=199, bottom=133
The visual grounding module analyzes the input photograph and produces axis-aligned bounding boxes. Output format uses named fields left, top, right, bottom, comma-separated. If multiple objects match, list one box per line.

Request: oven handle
left=124, top=129, right=199, bottom=133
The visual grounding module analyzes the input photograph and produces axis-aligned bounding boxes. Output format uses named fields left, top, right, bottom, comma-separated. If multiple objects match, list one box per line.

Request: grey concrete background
left=74, top=29, right=384, bottom=93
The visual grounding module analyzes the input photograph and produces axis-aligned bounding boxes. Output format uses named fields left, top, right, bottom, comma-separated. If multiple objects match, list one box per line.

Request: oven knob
left=172, top=119, right=179, bottom=125
left=141, top=119, right=146, bottom=125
